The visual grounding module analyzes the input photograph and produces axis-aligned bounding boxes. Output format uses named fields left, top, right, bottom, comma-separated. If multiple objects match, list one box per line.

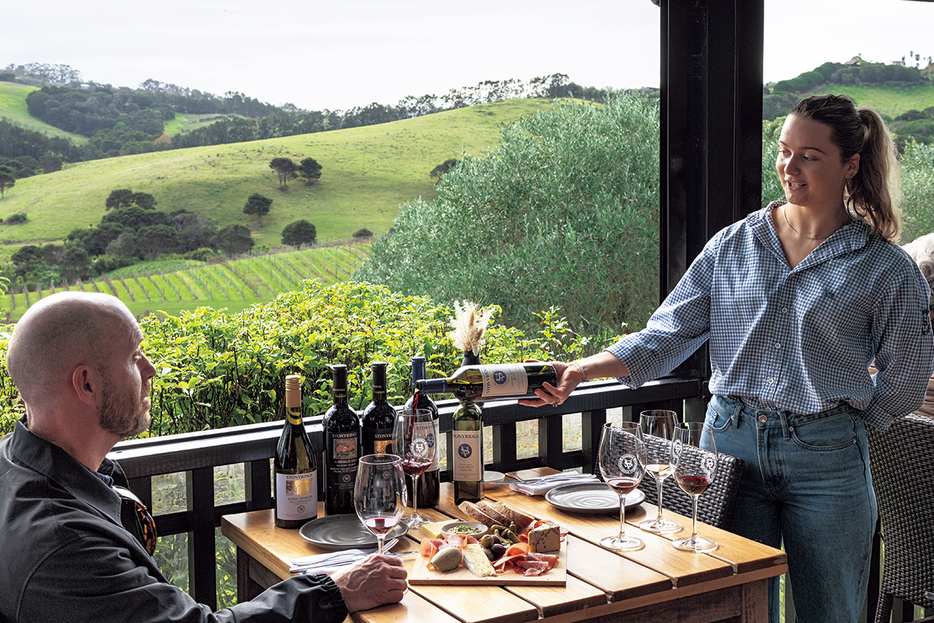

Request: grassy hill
left=2, top=243, right=371, bottom=321
left=0, top=82, right=88, bottom=143
left=814, top=83, right=934, bottom=117
left=0, top=98, right=551, bottom=260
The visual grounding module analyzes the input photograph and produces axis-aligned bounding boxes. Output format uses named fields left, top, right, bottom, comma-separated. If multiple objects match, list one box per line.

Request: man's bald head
left=6, top=292, right=138, bottom=409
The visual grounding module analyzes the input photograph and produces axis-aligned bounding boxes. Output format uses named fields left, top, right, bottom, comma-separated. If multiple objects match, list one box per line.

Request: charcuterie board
left=408, top=540, right=567, bottom=586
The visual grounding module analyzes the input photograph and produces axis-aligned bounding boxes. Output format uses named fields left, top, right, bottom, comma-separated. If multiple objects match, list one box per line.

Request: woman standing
left=523, top=94, right=934, bottom=622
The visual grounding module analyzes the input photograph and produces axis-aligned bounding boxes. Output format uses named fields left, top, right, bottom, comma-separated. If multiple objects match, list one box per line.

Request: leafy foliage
left=0, top=280, right=616, bottom=436
left=899, top=141, right=934, bottom=243
left=269, top=157, right=298, bottom=189
left=281, top=220, right=317, bottom=246
left=243, top=193, right=272, bottom=221
left=354, top=95, right=661, bottom=337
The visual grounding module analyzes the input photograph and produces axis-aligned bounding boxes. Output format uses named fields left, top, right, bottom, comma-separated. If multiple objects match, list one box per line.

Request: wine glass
left=393, top=409, right=434, bottom=527
left=597, top=421, right=647, bottom=552
left=638, top=410, right=683, bottom=534
left=353, top=454, right=406, bottom=555
left=670, top=422, right=719, bottom=553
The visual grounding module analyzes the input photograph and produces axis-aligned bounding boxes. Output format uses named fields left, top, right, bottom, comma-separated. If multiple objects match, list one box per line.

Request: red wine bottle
left=403, top=356, right=439, bottom=508
left=362, top=362, right=396, bottom=455
left=323, top=364, right=360, bottom=515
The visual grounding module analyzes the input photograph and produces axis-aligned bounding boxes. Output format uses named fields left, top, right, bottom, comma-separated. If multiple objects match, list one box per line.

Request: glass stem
left=691, top=494, right=699, bottom=541
left=412, top=475, right=420, bottom=515
left=618, top=494, right=627, bottom=539
left=656, top=480, right=665, bottom=521
left=377, top=535, right=384, bottom=555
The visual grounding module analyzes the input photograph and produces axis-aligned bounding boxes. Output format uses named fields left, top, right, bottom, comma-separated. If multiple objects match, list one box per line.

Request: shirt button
left=767, top=377, right=775, bottom=385
left=781, top=307, right=788, bottom=313
left=774, top=342, right=782, bottom=349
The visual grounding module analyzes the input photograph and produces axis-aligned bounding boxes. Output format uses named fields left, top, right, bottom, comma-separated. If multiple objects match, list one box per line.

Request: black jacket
left=0, top=417, right=347, bottom=623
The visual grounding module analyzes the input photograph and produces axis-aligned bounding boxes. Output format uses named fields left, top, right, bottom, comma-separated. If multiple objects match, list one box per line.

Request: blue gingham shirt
left=608, top=202, right=934, bottom=430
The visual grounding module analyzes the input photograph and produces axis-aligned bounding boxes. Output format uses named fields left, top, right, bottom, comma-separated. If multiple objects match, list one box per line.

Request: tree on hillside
left=430, top=159, right=459, bottom=183
left=38, top=154, right=63, bottom=173
left=269, top=157, right=298, bottom=189
left=244, top=193, right=273, bottom=223
left=215, top=224, right=254, bottom=256
left=281, top=220, right=317, bottom=246
left=136, top=224, right=180, bottom=260
left=11, top=245, right=44, bottom=278
left=298, top=157, right=323, bottom=186
left=0, top=173, right=14, bottom=198
left=106, top=188, right=156, bottom=210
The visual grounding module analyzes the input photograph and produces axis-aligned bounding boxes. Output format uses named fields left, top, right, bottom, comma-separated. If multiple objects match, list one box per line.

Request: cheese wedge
left=461, top=543, right=496, bottom=578
left=420, top=522, right=449, bottom=540
left=528, top=523, right=561, bottom=553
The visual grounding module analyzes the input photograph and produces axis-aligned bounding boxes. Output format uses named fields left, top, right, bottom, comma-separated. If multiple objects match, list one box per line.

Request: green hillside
left=0, top=82, right=87, bottom=142
left=1, top=243, right=370, bottom=321
left=0, top=98, right=551, bottom=260
left=814, top=83, right=934, bottom=117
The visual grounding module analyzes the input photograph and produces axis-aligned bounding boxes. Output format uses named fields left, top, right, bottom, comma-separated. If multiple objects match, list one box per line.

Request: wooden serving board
left=408, top=541, right=567, bottom=586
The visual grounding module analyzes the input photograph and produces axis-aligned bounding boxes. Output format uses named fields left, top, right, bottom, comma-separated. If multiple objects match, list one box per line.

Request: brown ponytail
left=790, top=94, right=902, bottom=242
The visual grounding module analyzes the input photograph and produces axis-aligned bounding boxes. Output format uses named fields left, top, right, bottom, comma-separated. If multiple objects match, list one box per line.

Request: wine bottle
left=416, top=362, right=557, bottom=402
left=452, top=399, right=484, bottom=505
left=274, top=374, right=318, bottom=528
left=323, top=364, right=361, bottom=515
left=402, top=356, right=439, bottom=508
left=362, top=361, right=396, bottom=455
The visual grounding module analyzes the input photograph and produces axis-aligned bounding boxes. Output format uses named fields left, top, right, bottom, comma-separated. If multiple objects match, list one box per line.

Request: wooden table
left=222, top=470, right=786, bottom=623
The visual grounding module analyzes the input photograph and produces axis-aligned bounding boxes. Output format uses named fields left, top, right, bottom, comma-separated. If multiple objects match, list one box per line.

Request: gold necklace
left=782, top=204, right=828, bottom=241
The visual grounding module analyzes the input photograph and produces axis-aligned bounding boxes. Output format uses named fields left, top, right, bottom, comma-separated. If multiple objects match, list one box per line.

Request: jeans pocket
left=705, top=395, right=736, bottom=432
left=790, top=412, right=859, bottom=452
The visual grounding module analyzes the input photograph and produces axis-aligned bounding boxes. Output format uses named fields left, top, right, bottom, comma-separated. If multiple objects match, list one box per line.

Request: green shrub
left=0, top=280, right=618, bottom=437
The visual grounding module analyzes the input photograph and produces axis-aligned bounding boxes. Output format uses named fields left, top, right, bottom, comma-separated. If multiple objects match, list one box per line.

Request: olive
left=430, top=547, right=462, bottom=572
left=482, top=547, right=495, bottom=560
left=503, top=529, right=520, bottom=543
left=480, top=535, right=494, bottom=549
left=491, top=543, right=507, bottom=559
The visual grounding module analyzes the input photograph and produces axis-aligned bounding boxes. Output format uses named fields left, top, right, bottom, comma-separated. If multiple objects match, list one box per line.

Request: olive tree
left=355, top=95, right=660, bottom=337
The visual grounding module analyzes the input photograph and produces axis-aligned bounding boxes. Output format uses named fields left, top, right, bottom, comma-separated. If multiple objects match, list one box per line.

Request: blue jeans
left=706, top=395, right=877, bottom=623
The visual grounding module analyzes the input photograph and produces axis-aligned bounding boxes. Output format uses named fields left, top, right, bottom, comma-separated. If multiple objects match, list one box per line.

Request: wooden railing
left=108, top=376, right=703, bottom=609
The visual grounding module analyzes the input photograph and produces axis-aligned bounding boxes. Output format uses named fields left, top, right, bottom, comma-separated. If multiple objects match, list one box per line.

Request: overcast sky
left=2, top=0, right=931, bottom=111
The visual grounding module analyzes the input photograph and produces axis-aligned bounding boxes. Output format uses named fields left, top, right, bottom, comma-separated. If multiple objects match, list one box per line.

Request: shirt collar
left=749, top=201, right=872, bottom=270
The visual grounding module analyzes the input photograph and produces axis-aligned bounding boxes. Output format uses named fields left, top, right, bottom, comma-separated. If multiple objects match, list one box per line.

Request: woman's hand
left=518, top=361, right=582, bottom=408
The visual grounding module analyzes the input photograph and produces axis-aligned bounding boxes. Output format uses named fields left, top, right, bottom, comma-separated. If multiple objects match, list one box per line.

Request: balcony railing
left=109, top=376, right=702, bottom=609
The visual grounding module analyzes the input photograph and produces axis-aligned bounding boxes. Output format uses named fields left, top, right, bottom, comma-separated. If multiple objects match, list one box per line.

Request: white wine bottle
left=275, top=374, right=318, bottom=528
left=417, top=362, right=557, bottom=402
left=452, top=400, right=484, bottom=505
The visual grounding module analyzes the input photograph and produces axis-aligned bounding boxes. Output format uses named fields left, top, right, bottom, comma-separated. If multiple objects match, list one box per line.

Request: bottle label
left=480, top=364, right=529, bottom=398
left=452, top=430, right=482, bottom=481
left=276, top=471, right=318, bottom=520
left=328, top=432, right=358, bottom=491
left=413, top=420, right=440, bottom=470
left=372, top=431, right=394, bottom=454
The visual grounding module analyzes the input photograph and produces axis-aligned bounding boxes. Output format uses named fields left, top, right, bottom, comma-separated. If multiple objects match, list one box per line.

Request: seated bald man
left=0, top=292, right=407, bottom=623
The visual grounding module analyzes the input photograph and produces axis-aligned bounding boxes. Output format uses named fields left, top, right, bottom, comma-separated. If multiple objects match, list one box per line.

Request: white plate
left=483, top=470, right=506, bottom=486
left=545, top=483, right=645, bottom=515
left=299, top=514, right=409, bottom=550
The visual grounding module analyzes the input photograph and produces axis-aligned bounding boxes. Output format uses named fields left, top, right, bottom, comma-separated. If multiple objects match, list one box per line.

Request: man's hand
left=330, top=554, right=408, bottom=613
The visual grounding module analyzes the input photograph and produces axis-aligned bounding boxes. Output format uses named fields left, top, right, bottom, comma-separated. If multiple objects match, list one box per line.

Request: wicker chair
left=868, top=413, right=934, bottom=623
left=636, top=433, right=745, bottom=530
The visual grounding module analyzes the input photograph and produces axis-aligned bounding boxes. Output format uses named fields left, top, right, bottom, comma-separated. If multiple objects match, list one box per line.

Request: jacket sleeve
left=17, top=531, right=347, bottom=623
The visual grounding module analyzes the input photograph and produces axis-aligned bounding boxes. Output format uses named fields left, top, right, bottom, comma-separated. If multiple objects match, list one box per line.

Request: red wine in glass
left=364, top=516, right=402, bottom=536
left=606, top=477, right=641, bottom=495
left=401, top=457, right=431, bottom=478
left=675, top=475, right=711, bottom=496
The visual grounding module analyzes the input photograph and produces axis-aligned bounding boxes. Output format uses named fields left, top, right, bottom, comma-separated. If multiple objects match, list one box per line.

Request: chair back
left=868, top=413, right=934, bottom=623
left=636, top=433, right=744, bottom=530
